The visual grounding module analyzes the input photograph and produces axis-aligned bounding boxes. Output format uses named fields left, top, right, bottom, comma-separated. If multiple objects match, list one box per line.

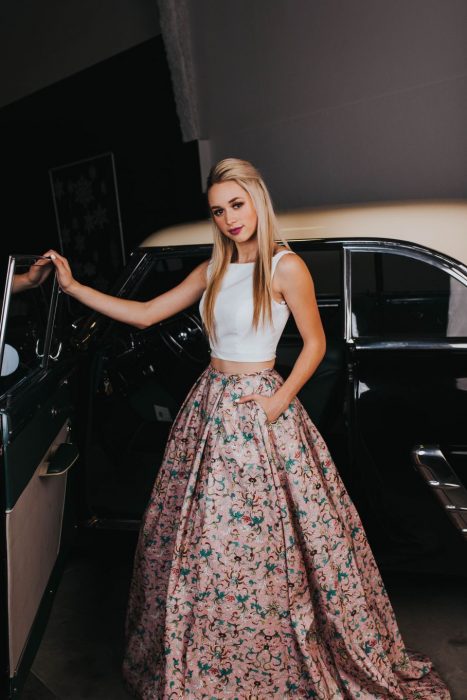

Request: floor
left=23, top=530, right=467, bottom=700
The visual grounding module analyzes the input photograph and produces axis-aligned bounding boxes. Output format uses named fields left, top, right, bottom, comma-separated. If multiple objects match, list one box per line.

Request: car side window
left=351, top=250, right=467, bottom=338
left=284, top=248, right=342, bottom=340
left=129, top=255, right=200, bottom=301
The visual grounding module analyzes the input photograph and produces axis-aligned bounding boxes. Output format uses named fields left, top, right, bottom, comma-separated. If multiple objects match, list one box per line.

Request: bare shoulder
left=179, top=257, right=211, bottom=292
left=197, top=257, right=211, bottom=273
left=275, top=251, right=310, bottom=276
left=274, top=252, right=315, bottom=292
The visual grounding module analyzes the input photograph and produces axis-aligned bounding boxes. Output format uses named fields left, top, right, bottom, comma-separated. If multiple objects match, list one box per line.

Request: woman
left=50, top=159, right=450, bottom=699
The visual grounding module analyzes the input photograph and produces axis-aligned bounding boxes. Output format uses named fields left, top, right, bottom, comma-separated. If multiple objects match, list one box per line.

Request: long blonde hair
left=202, top=158, right=291, bottom=344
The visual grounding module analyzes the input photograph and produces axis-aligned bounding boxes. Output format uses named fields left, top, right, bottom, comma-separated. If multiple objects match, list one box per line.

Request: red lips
left=228, top=226, right=243, bottom=235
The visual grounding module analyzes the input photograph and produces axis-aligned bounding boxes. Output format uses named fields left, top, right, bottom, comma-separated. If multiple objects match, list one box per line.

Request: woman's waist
left=209, top=356, right=275, bottom=374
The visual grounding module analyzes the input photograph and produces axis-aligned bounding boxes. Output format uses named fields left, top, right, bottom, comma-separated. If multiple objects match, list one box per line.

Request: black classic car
left=1, top=200, right=467, bottom=697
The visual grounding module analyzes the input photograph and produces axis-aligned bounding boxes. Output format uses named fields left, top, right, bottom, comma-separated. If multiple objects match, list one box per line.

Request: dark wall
left=0, top=36, right=205, bottom=274
left=0, top=0, right=160, bottom=108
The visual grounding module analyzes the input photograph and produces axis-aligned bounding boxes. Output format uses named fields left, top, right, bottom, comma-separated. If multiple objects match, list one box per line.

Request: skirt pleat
left=122, top=364, right=451, bottom=700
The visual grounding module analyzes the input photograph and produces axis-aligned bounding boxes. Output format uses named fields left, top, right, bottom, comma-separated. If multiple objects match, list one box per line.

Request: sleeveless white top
left=199, top=249, right=296, bottom=362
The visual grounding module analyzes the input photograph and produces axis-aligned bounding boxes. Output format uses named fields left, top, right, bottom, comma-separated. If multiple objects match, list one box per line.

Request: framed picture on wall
left=49, top=152, right=126, bottom=303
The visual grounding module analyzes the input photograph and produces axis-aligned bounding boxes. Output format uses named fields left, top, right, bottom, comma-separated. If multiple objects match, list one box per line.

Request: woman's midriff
left=209, top=356, right=275, bottom=373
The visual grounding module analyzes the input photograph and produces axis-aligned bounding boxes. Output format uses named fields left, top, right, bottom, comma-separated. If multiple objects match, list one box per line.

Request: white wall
left=190, top=0, right=467, bottom=208
left=0, top=0, right=160, bottom=108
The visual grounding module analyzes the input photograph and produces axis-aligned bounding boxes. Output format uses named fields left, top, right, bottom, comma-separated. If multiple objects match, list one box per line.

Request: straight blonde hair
left=202, top=158, right=291, bottom=344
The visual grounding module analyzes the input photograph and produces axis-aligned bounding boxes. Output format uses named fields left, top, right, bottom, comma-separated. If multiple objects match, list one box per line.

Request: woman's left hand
left=235, top=393, right=285, bottom=425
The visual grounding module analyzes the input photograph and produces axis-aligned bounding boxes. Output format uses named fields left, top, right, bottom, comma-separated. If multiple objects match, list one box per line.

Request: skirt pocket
left=252, top=397, right=270, bottom=425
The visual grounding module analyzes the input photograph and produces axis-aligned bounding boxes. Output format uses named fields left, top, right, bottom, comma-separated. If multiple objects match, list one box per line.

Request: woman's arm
left=49, top=250, right=209, bottom=329
left=237, top=253, right=326, bottom=422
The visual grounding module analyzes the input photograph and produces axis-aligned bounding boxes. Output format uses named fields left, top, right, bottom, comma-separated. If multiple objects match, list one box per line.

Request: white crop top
left=199, top=249, right=296, bottom=362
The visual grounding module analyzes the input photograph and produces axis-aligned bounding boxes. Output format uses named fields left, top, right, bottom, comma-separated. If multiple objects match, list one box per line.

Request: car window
left=284, top=247, right=342, bottom=340
left=351, top=250, right=467, bottom=338
left=129, top=254, right=201, bottom=301
left=0, top=256, right=55, bottom=396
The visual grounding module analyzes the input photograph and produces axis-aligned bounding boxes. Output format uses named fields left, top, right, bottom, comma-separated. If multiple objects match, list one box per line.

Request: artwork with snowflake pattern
left=49, top=152, right=125, bottom=306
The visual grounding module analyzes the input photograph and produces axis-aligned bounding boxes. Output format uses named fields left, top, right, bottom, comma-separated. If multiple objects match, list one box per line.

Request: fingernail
left=51, top=254, right=56, bottom=260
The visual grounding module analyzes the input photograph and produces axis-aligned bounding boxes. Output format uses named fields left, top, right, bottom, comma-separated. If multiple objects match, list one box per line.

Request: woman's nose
left=225, top=208, right=237, bottom=225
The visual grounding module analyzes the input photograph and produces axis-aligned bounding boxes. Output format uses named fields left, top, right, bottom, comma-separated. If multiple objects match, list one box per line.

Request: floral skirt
left=122, top=363, right=450, bottom=699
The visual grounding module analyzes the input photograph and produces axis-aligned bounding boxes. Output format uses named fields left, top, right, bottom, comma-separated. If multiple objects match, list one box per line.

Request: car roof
left=140, top=200, right=467, bottom=266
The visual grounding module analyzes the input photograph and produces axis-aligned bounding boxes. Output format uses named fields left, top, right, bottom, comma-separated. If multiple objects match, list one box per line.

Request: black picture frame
left=49, top=152, right=126, bottom=300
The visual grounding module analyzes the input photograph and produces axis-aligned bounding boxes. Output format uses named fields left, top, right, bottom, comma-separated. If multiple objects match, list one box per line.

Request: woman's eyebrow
left=210, top=197, right=243, bottom=209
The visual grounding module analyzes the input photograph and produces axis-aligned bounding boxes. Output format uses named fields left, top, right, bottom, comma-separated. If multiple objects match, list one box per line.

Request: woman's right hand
left=47, top=250, right=78, bottom=294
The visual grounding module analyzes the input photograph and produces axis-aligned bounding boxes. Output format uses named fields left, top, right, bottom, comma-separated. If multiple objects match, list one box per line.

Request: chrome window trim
left=346, top=239, right=467, bottom=285
left=353, top=340, right=467, bottom=351
left=0, top=256, right=16, bottom=374
left=344, top=239, right=467, bottom=348
left=343, top=248, right=353, bottom=344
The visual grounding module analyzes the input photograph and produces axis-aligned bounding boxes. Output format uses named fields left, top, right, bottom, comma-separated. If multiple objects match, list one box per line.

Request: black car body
left=1, top=200, right=467, bottom=697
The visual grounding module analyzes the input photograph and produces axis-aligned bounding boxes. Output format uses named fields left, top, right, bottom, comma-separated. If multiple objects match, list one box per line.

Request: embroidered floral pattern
left=123, top=364, right=450, bottom=699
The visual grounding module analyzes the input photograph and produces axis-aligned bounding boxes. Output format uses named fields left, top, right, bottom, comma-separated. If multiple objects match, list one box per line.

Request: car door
left=345, top=241, right=467, bottom=572
left=0, top=255, right=79, bottom=698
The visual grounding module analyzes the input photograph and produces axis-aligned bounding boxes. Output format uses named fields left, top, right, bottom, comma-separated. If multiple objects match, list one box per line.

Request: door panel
left=2, top=379, right=74, bottom=510
left=6, top=420, right=69, bottom=675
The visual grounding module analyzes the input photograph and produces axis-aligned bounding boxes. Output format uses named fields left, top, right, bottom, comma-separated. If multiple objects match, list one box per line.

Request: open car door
left=0, top=255, right=79, bottom=698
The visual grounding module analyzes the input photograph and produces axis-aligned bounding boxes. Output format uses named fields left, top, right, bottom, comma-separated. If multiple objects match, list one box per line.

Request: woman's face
left=208, top=181, right=258, bottom=244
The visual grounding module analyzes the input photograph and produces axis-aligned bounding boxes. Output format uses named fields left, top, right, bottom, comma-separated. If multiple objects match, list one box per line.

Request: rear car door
left=0, top=256, right=79, bottom=698
left=346, top=242, right=467, bottom=572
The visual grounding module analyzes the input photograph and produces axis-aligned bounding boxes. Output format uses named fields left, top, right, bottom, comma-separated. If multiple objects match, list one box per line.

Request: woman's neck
left=231, top=244, right=283, bottom=264
left=232, top=244, right=258, bottom=264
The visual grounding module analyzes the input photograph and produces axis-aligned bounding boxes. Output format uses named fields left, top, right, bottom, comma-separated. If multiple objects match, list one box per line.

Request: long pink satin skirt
left=122, top=363, right=450, bottom=699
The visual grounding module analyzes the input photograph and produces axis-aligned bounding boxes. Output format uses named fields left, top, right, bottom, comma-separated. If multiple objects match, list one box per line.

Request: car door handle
left=40, top=442, right=79, bottom=477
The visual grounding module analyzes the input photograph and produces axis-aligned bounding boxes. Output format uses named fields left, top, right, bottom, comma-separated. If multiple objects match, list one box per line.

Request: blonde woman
left=50, top=159, right=450, bottom=699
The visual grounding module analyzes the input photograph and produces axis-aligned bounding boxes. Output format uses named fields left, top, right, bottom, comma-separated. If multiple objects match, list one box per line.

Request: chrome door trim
left=353, top=340, right=467, bottom=351
left=0, top=257, right=17, bottom=375
left=43, top=276, right=60, bottom=363
left=345, top=239, right=467, bottom=286
left=412, top=444, right=467, bottom=538
left=343, top=247, right=353, bottom=344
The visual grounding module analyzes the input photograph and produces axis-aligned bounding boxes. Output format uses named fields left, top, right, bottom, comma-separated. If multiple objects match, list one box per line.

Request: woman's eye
left=233, top=202, right=243, bottom=209
left=213, top=209, right=223, bottom=217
